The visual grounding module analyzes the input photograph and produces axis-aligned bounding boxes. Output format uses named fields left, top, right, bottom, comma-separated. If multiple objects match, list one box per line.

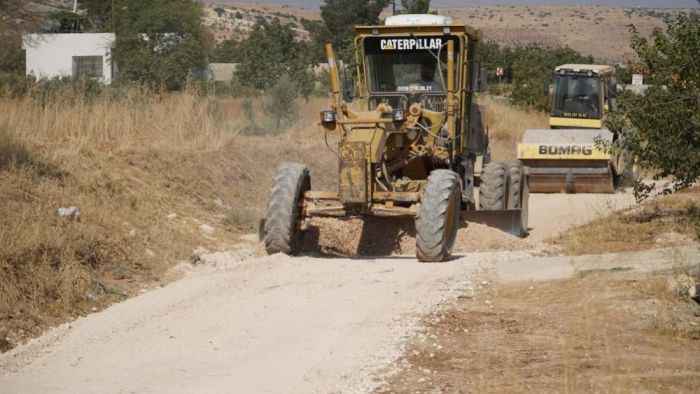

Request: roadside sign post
left=496, top=67, right=504, bottom=85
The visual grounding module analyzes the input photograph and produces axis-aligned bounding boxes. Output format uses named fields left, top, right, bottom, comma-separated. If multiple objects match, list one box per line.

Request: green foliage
left=111, top=0, right=208, bottom=91
left=0, top=0, right=31, bottom=87
left=615, top=64, right=633, bottom=85
left=400, top=0, right=430, bottom=14
left=48, top=11, right=90, bottom=33
left=300, top=18, right=330, bottom=63
left=318, top=0, right=390, bottom=61
left=211, top=39, right=241, bottom=63
left=239, top=75, right=301, bottom=135
left=78, top=0, right=114, bottom=32
left=608, top=9, right=700, bottom=195
left=234, top=20, right=315, bottom=95
left=512, top=46, right=593, bottom=111
left=262, top=74, right=299, bottom=133
left=479, top=42, right=593, bottom=111
left=0, top=31, right=24, bottom=85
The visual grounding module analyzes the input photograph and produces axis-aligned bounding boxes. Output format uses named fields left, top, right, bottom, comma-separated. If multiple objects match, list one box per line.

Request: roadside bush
left=262, top=74, right=299, bottom=133
left=235, top=20, right=316, bottom=96
left=608, top=7, right=700, bottom=197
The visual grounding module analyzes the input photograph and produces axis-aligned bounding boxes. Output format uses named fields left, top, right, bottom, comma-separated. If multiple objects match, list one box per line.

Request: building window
left=72, top=56, right=103, bottom=79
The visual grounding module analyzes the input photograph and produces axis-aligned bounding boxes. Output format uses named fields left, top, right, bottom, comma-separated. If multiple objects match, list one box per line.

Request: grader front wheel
left=416, top=170, right=462, bottom=263
left=264, top=163, right=310, bottom=256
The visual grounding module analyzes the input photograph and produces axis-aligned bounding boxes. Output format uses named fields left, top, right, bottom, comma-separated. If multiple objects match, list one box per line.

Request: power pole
left=392, top=0, right=397, bottom=15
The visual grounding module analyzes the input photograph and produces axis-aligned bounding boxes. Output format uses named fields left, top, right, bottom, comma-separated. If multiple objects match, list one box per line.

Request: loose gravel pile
left=303, top=217, right=546, bottom=257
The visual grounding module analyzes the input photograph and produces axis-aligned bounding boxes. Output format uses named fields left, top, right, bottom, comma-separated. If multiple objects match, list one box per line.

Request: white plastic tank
left=384, top=14, right=453, bottom=26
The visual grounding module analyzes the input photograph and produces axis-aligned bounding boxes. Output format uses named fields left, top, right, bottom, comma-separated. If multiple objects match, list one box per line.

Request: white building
left=22, top=33, right=116, bottom=84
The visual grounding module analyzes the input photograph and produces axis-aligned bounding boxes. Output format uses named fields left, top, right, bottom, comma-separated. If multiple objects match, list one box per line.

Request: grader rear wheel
left=416, top=170, right=461, bottom=263
left=507, top=161, right=529, bottom=237
left=479, top=162, right=508, bottom=211
left=264, top=163, right=310, bottom=256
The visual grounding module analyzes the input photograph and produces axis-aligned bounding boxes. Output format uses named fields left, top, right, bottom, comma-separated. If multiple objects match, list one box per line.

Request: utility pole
left=73, top=0, right=78, bottom=13
left=392, top=0, right=396, bottom=15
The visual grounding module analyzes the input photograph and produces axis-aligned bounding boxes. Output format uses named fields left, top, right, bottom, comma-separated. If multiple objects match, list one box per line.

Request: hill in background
left=21, top=1, right=694, bottom=64
left=205, top=2, right=690, bottom=63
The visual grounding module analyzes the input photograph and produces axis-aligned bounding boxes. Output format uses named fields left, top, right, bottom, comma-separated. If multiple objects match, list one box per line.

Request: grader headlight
left=392, top=109, right=406, bottom=122
left=321, top=110, right=336, bottom=124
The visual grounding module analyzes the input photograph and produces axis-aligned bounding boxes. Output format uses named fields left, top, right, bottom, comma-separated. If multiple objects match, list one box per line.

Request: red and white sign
left=496, top=67, right=504, bottom=77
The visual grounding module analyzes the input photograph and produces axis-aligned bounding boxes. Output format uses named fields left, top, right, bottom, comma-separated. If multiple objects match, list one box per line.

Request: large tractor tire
left=506, top=161, right=525, bottom=209
left=416, top=170, right=462, bottom=263
left=264, top=163, right=310, bottom=256
left=479, top=162, right=508, bottom=210
left=507, top=161, right=529, bottom=237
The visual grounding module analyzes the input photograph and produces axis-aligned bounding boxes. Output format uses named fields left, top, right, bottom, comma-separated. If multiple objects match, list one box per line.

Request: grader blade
left=462, top=209, right=527, bottom=238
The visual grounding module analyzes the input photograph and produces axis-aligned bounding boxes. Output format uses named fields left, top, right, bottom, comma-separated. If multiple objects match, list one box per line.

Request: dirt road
left=0, top=193, right=638, bottom=393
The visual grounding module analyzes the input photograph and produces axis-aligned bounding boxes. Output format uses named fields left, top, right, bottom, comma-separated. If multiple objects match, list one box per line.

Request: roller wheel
left=264, top=163, right=310, bottom=255
left=479, top=162, right=508, bottom=211
left=416, top=170, right=462, bottom=263
left=615, top=148, right=641, bottom=189
left=507, top=161, right=529, bottom=237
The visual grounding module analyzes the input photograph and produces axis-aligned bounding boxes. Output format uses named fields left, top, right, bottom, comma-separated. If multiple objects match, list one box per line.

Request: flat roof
left=556, top=64, right=614, bottom=74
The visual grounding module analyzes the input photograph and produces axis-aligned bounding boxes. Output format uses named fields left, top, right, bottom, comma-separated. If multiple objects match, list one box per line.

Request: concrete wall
left=22, top=33, right=116, bottom=84
left=208, top=63, right=238, bottom=82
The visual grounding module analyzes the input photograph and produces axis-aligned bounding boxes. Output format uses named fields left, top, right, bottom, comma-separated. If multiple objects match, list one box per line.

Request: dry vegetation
left=0, top=86, right=336, bottom=352
left=551, top=187, right=700, bottom=255
left=205, top=2, right=318, bottom=44
left=0, top=88, right=543, bottom=351
left=441, top=5, right=681, bottom=63
left=480, top=95, right=548, bottom=162
left=378, top=266, right=700, bottom=393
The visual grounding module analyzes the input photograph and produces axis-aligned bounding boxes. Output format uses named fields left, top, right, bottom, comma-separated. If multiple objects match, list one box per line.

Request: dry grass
left=480, top=95, right=549, bottom=162
left=379, top=269, right=700, bottom=393
left=0, top=86, right=336, bottom=351
left=0, top=86, right=597, bottom=351
left=550, top=187, right=700, bottom=255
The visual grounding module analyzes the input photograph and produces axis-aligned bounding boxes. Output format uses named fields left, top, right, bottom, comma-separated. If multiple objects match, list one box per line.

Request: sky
left=208, top=1, right=699, bottom=10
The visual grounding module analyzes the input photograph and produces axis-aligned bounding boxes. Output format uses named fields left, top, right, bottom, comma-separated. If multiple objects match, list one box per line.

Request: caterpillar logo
left=380, top=38, right=442, bottom=51
left=539, top=145, right=593, bottom=155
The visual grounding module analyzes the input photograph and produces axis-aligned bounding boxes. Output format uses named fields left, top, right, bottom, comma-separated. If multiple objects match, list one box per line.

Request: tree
left=510, top=46, right=593, bottom=111
left=78, top=0, right=114, bottom=32
left=608, top=7, right=700, bottom=195
left=111, top=0, right=208, bottom=90
left=300, top=18, right=330, bottom=63
left=400, top=0, right=430, bottom=14
left=319, top=0, right=390, bottom=60
left=211, top=39, right=241, bottom=63
left=0, top=0, right=41, bottom=84
left=234, top=20, right=315, bottom=95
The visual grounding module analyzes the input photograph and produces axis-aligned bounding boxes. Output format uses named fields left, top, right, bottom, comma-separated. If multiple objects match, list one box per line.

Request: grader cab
left=263, top=15, right=529, bottom=262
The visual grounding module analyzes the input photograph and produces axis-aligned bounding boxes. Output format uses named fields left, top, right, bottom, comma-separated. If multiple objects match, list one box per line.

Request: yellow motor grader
left=263, top=15, right=528, bottom=262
